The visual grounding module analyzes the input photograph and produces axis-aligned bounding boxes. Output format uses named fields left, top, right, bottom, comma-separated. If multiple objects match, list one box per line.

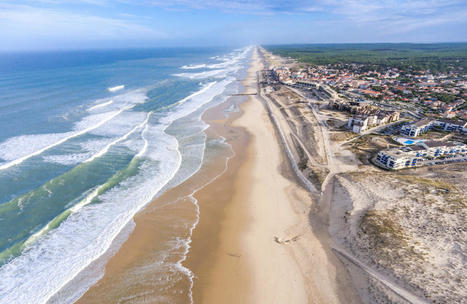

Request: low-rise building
left=294, top=80, right=319, bottom=89
left=400, top=118, right=432, bottom=137
left=348, top=116, right=369, bottom=133
left=347, top=111, right=400, bottom=134
left=432, top=119, right=467, bottom=133
left=320, top=85, right=338, bottom=99
left=400, top=118, right=467, bottom=137
left=375, top=141, right=467, bottom=170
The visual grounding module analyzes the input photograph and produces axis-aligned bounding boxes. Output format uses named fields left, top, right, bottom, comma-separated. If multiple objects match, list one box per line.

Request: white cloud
left=0, top=0, right=465, bottom=49
left=327, top=0, right=467, bottom=36
left=0, top=4, right=167, bottom=49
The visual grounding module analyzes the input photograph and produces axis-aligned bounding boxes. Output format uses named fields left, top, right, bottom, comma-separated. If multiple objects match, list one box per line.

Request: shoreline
left=189, top=47, right=360, bottom=303
left=187, top=48, right=309, bottom=303
left=75, top=54, right=252, bottom=303
left=76, top=47, right=360, bottom=303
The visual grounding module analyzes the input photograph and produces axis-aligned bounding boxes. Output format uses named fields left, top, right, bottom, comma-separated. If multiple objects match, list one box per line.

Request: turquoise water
left=395, top=137, right=424, bottom=145
left=0, top=46, right=252, bottom=303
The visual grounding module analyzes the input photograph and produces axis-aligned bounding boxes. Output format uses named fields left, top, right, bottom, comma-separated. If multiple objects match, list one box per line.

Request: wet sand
left=76, top=73, right=252, bottom=304
left=188, top=48, right=360, bottom=304
left=77, top=48, right=360, bottom=304
left=184, top=49, right=307, bottom=304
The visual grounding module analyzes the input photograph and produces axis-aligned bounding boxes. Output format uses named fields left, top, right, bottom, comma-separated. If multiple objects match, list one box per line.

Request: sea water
left=0, top=46, right=252, bottom=303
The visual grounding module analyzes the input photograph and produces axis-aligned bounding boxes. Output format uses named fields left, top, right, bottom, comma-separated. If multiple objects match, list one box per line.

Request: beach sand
left=77, top=48, right=359, bottom=303
left=187, top=56, right=308, bottom=303
left=188, top=48, right=360, bottom=304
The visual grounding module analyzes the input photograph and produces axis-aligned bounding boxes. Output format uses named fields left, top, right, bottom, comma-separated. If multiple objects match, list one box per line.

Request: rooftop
left=413, top=118, right=432, bottom=127
left=423, top=140, right=458, bottom=148
left=409, top=145, right=425, bottom=151
left=437, top=118, right=467, bottom=126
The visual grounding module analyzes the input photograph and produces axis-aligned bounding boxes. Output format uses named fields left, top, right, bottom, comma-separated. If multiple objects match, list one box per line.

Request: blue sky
left=0, top=0, right=466, bottom=50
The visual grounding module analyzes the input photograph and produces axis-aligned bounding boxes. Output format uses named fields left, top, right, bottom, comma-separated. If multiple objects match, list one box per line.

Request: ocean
left=0, top=46, right=252, bottom=303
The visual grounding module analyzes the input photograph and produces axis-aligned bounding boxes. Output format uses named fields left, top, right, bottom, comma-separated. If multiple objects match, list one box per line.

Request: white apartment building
left=375, top=141, right=467, bottom=170
left=400, top=118, right=467, bottom=137
left=433, top=119, right=467, bottom=133
left=348, top=112, right=399, bottom=134
left=348, top=116, right=369, bottom=133
left=400, top=118, right=432, bottom=137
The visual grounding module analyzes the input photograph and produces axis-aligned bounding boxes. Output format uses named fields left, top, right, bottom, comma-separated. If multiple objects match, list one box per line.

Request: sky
left=0, top=0, right=466, bottom=50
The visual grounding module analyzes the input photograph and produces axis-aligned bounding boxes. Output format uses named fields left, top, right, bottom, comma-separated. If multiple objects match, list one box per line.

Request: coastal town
left=273, top=61, right=466, bottom=118
left=258, top=46, right=466, bottom=304
left=2, top=0, right=466, bottom=302
left=265, top=54, right=467, bottom=171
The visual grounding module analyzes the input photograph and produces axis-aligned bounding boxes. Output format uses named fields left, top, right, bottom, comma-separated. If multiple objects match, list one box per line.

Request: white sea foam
left=84, top=112, right=151, bottom=163
left=136, top=123, right=150, bottom=158
left=88, top=100, right=113, bottom=111
left=79, top=138, right=114, bottom=154
left=161, top=78, right=232, bottom=124
left=173, top=81, right=216, bottom=107
left=0, top=89, right=148, bottom=170
left=0, top=123, right=182, bottom=304
left=107, top=85, right=124, bottom=92
left=174, top=46, right=251, bottom=80
left=42, top=111, right=149, bottom=166
left=42, top=153, right=94, bottom=166
left=0, top=108, right=131, bottom=171
left=205, top=61, right=232, bottom=69
left=173, top=68, right=228, bottom=79
left=106, top=89, right=147, bottom=109
left=71, top=110, right=123, bottom=132
left=178, top=137, right=234, bottom=304
left=179, top=61, right=240, bottom=71
left=0, top=46, right=251, bottom=304
left=87, top=111, right=147, bottom=137
left=0, top=133, right=74, bottom=162
left=180, top=64, right=207, bottom=70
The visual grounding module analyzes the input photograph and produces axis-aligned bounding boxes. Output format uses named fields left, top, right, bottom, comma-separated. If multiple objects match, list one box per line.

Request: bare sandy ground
left=260, top=47, right=467, bottom=303
left=191, top=48, right=360, bottom=303
left=191, top=53, right=309, bottom=303
left=329, top=167, right=467, bottom=304
left=76, top=47, right=360, bottom=304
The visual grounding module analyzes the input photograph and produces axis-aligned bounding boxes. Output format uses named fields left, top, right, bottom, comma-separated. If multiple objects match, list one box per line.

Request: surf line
left=10, top=80, right=218, bottom=250
left=84, top=112, right=152, bottom=163
left=0, top=104, right=134, bottom=171
left=88, top=100, right=114, bottom=111
left=108, top=85, right=125, bottom=92
left=9, top=80, right=222, bottom=259
left=173, top=81, right=217, bottom=107
left=42, top=119, right=184, bottom=304
left=23, top=112, right=152, bottom=248
left=181, top=136, right=235, bottom=304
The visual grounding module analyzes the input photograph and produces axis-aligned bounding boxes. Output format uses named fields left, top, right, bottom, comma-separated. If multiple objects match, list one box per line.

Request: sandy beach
left=76, top=47, right=360, bottom=304
left=2, top=3, right=464, bottom=302
left=187, top=49, right=309, bottom=303
left=188, top=48, right=360, bottom=304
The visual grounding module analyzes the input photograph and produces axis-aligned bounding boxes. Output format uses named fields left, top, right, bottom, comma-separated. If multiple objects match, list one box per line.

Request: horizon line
left=1, top=41, right=467, bottom=53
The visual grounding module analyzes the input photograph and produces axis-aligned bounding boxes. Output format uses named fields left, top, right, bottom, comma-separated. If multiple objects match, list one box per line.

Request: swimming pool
left=395, top=137, right=424, bottom=145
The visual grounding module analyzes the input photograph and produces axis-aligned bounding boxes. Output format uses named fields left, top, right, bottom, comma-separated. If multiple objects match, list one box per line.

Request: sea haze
left=0, top=46, right=252, bottom=303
